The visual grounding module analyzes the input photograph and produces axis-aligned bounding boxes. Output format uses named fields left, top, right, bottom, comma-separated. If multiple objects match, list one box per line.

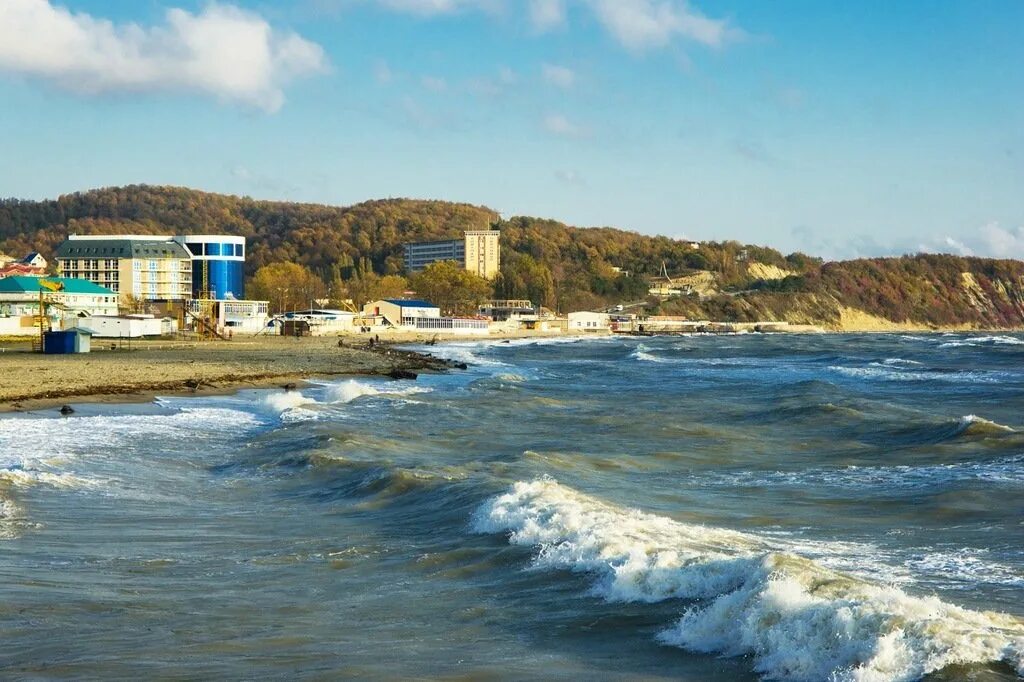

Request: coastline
left=0, top=336, right=461, bottom=413
left=3, top=327, right=1020, bottom=414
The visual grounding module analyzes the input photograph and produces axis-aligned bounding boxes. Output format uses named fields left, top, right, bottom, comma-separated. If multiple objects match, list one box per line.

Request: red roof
left=0, top=263, right=45, bottom=278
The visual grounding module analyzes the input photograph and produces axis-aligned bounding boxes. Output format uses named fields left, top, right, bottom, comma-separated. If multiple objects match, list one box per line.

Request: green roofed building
left=0, top=276, right=119, bottom=318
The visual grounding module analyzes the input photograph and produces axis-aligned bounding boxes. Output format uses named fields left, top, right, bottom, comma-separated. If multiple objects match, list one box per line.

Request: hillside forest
left=2, top=185, right=1024, bottom=328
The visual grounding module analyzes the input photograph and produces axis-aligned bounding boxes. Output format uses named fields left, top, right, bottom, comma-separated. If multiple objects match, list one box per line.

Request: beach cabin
left=43, top=328, right=93, bottom=354
left=362, top=299, right=439, bottom=327
left=568, top=311, right=611, bottom=332
left=277, top=309, right=356, bottom=336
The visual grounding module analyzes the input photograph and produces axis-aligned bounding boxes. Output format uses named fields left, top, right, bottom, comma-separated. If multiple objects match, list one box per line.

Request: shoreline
left=0, top=337, right=460, bottom=414
left=3, top=327, right=1022, bottom=414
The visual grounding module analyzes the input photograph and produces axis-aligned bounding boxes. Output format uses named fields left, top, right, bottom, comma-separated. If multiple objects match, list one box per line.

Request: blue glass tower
left=175, top=235, right=246, bottom=300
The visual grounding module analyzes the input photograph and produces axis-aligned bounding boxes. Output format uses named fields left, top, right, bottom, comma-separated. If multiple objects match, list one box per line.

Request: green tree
left=343, top=271, right=409, bottom=306
left=247, top=262, right=325, bottom=313
left=494, top=253, right=555, bottom=308
left=409, top=261, right=492, bottom=315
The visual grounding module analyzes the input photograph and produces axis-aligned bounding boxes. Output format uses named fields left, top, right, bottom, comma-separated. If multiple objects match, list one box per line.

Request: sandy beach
left=0, top=335, right=461, bottom=412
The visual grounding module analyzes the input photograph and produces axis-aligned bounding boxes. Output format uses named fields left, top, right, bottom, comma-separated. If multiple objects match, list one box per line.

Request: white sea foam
left=698, top=454, right=1024, bottom=492
left=879, top=358, right=923, bottom=367
left=262, top=391, right=318, bottom=413
left=976, top=335, right=1024, bottom=345
left=905, top=549, right=1024, bottom=589
left=0, top=468, right=100, bottom=490
left=323, top=380, right=431, bottom=404
left=941, top=335, right=1024, bottom=349
left=630, top=343, right=670, bottom=363
left=410, top=341, right=508, bottom=367
left=939, top=340, right=978, bottom=348
left=474, top=478, right=1024, bottom=682
left=829, top=365, right=1003, bottom=384
left=0, top=495, right=28, bottom=538
left=0, top=407, right=261, bottom=467
left=960, top=414, right=1016, bottom=433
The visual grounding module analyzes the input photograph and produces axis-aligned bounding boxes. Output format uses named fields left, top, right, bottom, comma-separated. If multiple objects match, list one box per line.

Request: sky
left=1, top=0, right=1022, bottom=260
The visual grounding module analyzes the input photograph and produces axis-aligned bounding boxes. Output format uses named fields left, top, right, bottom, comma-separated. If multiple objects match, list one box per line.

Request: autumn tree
left=493, top=253, right=555, bottom=308
left=409, top=261, right=492, bottom=315
left=247, top=262, right=325, bottom=313
left=119, top=293, right=148, bottom=314
left=342, top=271, right=408, bottom=306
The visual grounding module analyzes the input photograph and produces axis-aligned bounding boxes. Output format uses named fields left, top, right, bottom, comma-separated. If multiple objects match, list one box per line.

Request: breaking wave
left=829, top=365, right=1005, bottom=383
left=941, top=335, right=1024, bottom=348
left=696, top=454, right=1024, bottom=493
left=262, top=390, right=318, bottom=413
left=410, top=341, right=508, bottom=367
left=323, top=380, right=430, bottom=404
left=959, top=414, right=1016, bottom=436
left=630, top=343, right=672, bottom=363
left=474, top=479, right=1024, bottom=682
left=0, top=407, right=262, bottom=464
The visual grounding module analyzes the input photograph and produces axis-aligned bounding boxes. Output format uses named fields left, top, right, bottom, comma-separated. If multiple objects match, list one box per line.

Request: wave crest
left=323, top=380, right=430, bottom=404
left=474, top=478, right=1024, bottom=682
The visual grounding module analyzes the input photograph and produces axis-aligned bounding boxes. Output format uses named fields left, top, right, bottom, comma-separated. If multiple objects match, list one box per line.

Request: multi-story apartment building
left=55, top=234, right=248, bottom=302
left=55, top=236, right=192, bottom=301
left=403, top=230, right=501, bottom=280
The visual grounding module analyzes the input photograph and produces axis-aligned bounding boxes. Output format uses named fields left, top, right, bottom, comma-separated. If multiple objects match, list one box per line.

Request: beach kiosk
left=43, top=328, right=93, bottom=354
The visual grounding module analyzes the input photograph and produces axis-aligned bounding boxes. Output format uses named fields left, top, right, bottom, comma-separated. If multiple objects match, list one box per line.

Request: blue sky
left=1, top=0, right=1022, bottom=259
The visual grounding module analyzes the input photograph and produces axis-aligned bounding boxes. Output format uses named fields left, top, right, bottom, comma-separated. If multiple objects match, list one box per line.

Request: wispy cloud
left=528, top=0, right=567, bottom=31
left=373, top=59, right=395, bottom=84
left=554, top=169, right=585, bottom=185
left=584, top=0, right=741, bottom=50
left=543, top=113, right=586, bottom=137
left=946, top=222, right=1024, bottom=258
left=373, top=0, right=500, bottom=15
left=0, top=0, right=327, bottom=112
left=793, top=221, right=1024, bottom=261
left=467, top=66, right=517, bottom=97
left=366, top=0, right=742, bottom=51
left=733, top=138, right=779, bottom=165
left=420, top=75, right=448, bottom=92
left=542, top=63, right=576, bottom=88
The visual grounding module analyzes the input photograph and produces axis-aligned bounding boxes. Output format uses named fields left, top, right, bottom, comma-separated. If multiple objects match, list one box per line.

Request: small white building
left=220, top=299, right=271, bottom=334
left=278, top=309, right=356, bottom=336
left=21, top=252, right=47, bottom=269
left=66, top=314, right=175, bottom=338
left=568, top=311, right=611, bottom=332
left=414, top=317, right=489, bottom=335
left=363, top=299, right=440, bottom=327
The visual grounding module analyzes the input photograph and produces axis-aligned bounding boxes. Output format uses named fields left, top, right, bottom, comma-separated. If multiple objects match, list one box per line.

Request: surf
left=474, top=478, right=1024, bottom=681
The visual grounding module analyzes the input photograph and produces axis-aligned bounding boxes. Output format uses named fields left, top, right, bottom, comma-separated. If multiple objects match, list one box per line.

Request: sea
left=1, top=332, right=1023, bottom=681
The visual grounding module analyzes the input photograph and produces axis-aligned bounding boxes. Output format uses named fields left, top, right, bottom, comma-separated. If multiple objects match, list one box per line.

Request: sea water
left=1, top=333, right=1023, bottom=680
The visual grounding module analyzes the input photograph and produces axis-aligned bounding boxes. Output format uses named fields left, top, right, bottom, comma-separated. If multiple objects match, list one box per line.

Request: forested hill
left=2, top=184, right=1024, bottom=329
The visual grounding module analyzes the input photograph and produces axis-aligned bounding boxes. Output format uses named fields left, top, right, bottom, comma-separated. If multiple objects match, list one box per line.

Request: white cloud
left=940, top=236, right=974, bottom=257
left=373, top=0, right=501, bottom=15
left=373, top=59, right=395, bottom=84
left=468, top=66, right=517, bottom=97
left=543, top=113, right=585, bottom=137
left=554, top=169, right=585, bottom=185
left=541, top=63, right=576, bottom=88
left=905, top=223, right=1024, bottom=259
left=0, top=0, right=326, bottom=112
left=529, top=0, right=567, bottom=31
left=420, top=75, right=448, bottom=91
left=584, top=0, right=739, bottom=50
left=975, top=222, right=1024, bottom=258
left=368, top=0, right=740, bottom=51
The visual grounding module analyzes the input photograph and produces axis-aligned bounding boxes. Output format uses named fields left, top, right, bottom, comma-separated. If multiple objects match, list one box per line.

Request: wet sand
left=0, top=336, right=458, bottom=412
